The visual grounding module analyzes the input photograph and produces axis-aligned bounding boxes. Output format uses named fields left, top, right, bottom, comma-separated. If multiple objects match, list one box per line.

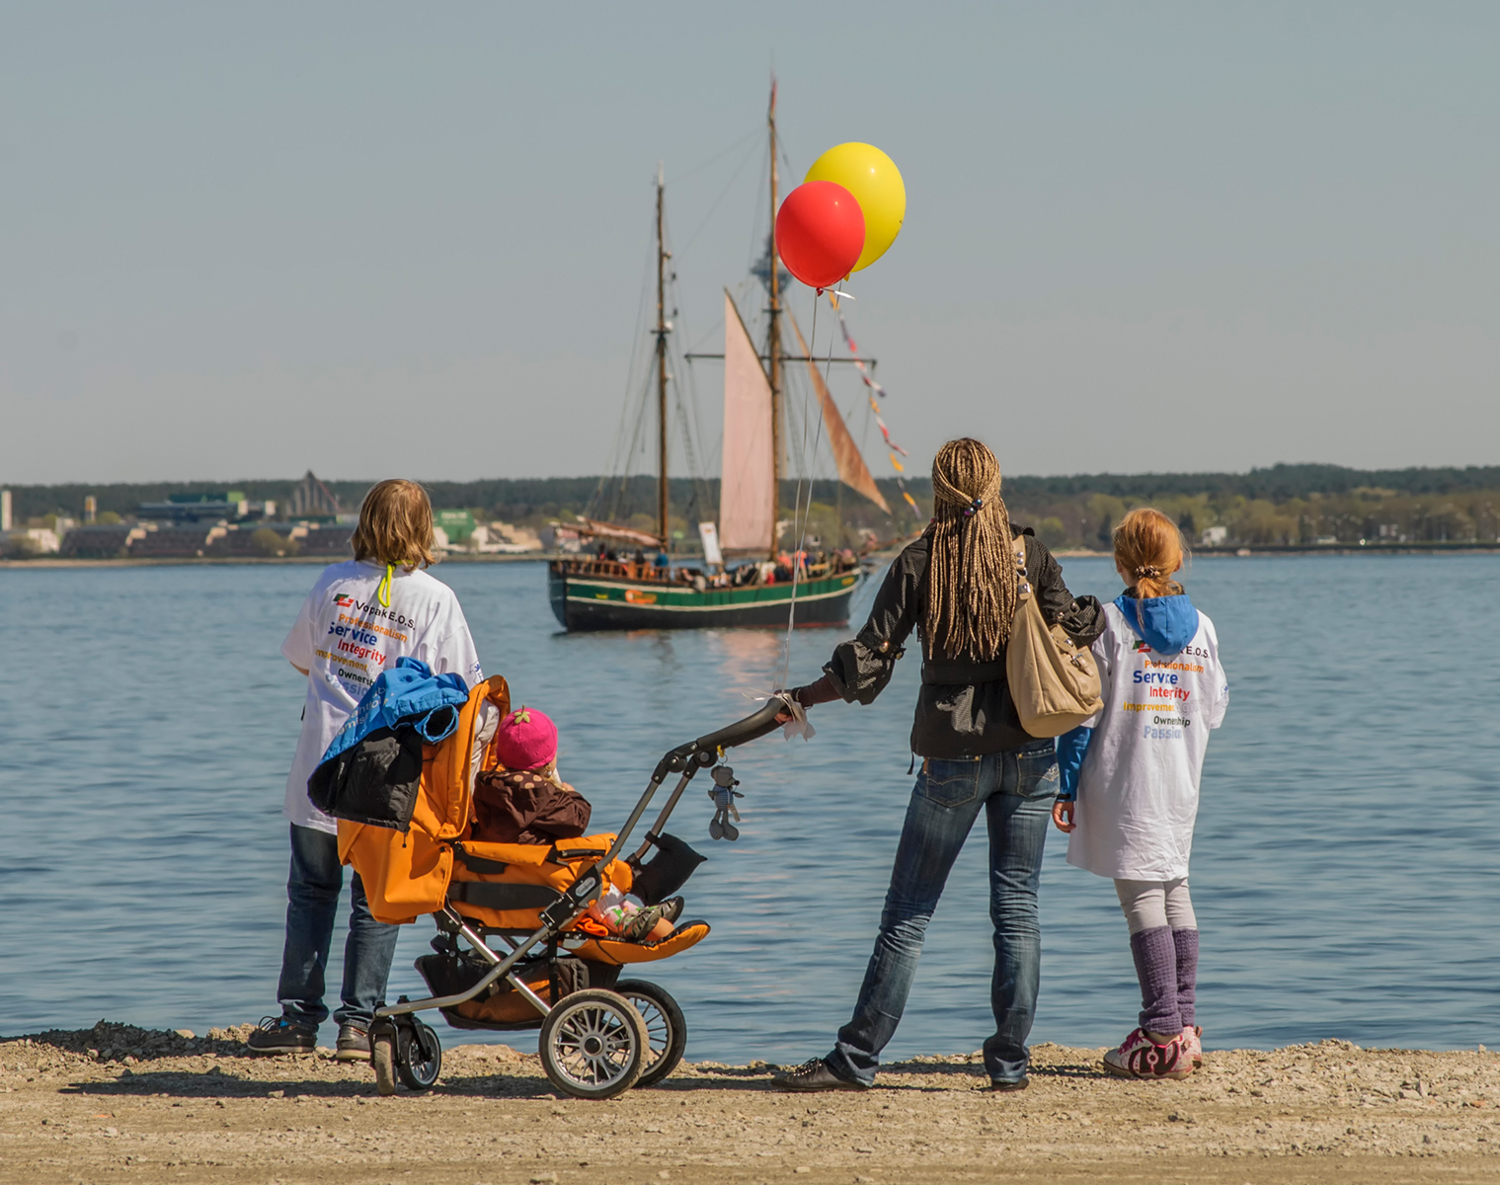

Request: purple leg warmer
left=1129, top=926, right=1181, bottom=1037
left=1173, top=928, right=1199, bottom=1029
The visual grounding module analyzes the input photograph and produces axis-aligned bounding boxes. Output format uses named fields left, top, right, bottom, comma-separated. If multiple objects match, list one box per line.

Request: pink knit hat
left=494, top=706, right=558, bottom=771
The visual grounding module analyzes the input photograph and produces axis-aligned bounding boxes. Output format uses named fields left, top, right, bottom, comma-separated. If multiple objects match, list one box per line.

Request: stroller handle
left=690, top=695, right=788, bottom=753
left=648, top=695, right=789, bottom=783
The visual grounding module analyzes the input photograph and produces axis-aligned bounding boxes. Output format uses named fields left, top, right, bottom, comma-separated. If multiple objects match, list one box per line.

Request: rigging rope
left=591, top=193, right=660, bottom=523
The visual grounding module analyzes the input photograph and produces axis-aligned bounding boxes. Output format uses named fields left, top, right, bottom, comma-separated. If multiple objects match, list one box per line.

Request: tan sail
left=787, top=310, right=891, bottom=514
left=719, top=291, right=778, bottom=552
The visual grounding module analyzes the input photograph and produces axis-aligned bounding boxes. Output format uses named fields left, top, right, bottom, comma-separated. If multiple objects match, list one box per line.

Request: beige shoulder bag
left=1005, top=535, right=1103, bottom=737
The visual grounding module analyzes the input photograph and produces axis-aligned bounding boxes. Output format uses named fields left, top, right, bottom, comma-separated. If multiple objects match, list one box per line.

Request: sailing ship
left=547, top=86, right=894, bottom=632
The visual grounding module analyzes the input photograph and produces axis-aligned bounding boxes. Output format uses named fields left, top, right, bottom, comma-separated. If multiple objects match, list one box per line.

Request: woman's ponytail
left=1112, top=509, right=1185, bottom=600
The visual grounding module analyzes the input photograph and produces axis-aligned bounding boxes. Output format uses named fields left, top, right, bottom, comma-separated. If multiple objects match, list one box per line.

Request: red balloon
left=775, top=181, right=865, bottom=289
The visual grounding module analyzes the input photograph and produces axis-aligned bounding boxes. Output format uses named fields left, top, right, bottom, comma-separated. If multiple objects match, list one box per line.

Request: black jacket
left=822, top=529, right=1105, bottom=758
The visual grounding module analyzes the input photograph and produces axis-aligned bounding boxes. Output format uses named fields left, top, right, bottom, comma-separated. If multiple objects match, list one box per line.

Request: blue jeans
left=827, top=740, right=1058, bottom=1085
left=276, top=824, right=400, bottom=1030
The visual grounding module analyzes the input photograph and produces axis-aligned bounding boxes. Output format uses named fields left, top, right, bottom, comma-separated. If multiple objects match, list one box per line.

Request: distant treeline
left=11, top=463, right=1500, bottom=548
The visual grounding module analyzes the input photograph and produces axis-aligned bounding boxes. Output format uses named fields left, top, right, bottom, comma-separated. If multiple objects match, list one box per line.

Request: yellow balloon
left=804, top=142, right=905, bottom=272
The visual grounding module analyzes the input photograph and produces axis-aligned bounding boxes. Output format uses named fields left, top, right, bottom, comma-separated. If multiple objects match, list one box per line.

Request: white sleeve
left=1208, top=666, right=1229, bottom=729
left=1077, top=625, right=1115, bottom=731
left=280, top=582, right=322, bottom=670
left=1091, top=625, right=1115, bottom=684
left=422, top=595, right=484, bottom=685
left=1204, top=620, right=1229, bottom=729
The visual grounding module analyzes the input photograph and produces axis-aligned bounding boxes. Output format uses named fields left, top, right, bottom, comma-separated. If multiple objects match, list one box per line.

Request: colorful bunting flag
left=834, top=302, right=922, bottom=519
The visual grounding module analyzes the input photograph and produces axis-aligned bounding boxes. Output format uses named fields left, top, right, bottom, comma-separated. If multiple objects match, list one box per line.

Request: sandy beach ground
left=2, top=1023, right=1495, bottom=1185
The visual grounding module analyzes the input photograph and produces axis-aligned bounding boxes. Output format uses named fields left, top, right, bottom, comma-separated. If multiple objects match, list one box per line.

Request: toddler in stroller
left=473, top=704, right=681, bottom=942
left=327, top=673, right=784, bottom=1098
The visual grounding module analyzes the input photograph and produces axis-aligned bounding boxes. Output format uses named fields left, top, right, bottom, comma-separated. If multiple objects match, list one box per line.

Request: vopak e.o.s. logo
left=332, top=594, right=419, bottom=629
left=1134, top=640, right=1210, bottom=660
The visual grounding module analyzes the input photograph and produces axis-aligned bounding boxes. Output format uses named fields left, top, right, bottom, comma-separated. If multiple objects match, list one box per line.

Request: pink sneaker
left=1102, top=1027, right=1193, bottom=1080
left=1181, top=1025, right=1203, bottom=1067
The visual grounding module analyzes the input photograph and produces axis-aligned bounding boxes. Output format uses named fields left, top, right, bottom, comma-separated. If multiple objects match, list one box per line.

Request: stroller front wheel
left=396, top=1018, right=443, bottom=1091
left=371, top=1022, right=398, bottom=1097
left=538, top=988, right=649, bottom=1100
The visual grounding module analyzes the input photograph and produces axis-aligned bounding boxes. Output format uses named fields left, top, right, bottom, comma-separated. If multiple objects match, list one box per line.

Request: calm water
left=2, top=555, right=1496, bottom=1061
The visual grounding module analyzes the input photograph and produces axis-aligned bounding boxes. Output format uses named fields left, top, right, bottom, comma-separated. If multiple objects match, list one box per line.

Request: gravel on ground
left=2, top=1022, right=1496, bottom=1184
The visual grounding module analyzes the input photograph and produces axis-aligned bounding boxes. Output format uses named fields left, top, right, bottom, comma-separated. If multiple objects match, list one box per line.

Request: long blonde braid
left=923, top=438, right=1018, bottom=662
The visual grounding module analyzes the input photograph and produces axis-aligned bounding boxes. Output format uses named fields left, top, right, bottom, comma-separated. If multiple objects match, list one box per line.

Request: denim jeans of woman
left=276, top=823, right=400, bottom=1030
left=826, top=739, right=1058, bottom=1086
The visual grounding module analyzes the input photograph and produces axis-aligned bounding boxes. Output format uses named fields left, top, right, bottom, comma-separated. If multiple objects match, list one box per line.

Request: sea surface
left=2, top=555, right=1496, bottom=1062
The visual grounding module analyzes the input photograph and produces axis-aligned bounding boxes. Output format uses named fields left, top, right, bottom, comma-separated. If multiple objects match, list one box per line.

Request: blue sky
left=3, top=3, right=1497, bottom=484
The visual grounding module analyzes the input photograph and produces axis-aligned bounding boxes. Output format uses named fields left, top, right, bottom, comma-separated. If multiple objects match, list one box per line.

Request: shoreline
left=7, top=544, right=1500, bottom=570
left=2, top=1022, right=1494, bottom=1184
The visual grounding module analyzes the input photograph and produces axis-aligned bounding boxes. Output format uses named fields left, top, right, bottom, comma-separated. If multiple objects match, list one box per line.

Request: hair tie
left=962, top=497, right=984, bottom=518
left=1134, top=564, right=1161, bottom=579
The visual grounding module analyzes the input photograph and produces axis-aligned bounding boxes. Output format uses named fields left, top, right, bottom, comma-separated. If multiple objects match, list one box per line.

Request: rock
left=529, top=1175, right=557, bottom=1184
left=174, top=1030, right=194, bottom=1040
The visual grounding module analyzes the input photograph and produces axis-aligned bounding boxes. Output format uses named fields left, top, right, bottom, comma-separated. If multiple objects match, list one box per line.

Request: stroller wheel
left=370, top=1022, right=398, bottom=1097
left=537, top=988, right=649, bottom=1100
left=615, top=980, right=687, bottom=1087
left=396, top=1018, right=443, bottom=1092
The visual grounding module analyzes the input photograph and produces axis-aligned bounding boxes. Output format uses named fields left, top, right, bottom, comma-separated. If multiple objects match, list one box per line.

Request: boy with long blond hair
left=249, top=480, right=482, bottom=1059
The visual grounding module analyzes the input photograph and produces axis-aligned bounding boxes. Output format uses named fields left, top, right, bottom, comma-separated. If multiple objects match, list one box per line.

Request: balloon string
left=778, top=288, right=828, bottom=691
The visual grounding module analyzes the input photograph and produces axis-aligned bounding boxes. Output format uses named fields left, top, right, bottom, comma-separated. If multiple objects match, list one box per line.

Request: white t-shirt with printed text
left=1066, top=600, right=1229, bottom=882
left=280, top=561, right=483, bottom=834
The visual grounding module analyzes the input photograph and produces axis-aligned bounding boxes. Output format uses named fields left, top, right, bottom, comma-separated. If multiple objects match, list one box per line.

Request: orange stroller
left=337, top=674, right=784, bottom=1099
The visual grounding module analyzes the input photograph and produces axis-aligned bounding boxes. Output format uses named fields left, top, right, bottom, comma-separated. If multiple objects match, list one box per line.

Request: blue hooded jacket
left=1055, top=591, right=1200, bottom=801
left=319, top=656, right=470, bottom=766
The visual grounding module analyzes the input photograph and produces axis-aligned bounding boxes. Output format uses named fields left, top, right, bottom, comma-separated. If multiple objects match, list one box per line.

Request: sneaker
left=1102, top=1028, right=1192, bottom=1080
left=659, top=895, right=686, bottom=924
left=336, top=1022, right=371, bottom=1063
left=773, top=1057, right=869, bottom=1093
left=617, top=904, right=668, bottom=942
left=1181, top=1025, right=1203, bottom=1068
left=246, top=1016, right=317, bottom=1055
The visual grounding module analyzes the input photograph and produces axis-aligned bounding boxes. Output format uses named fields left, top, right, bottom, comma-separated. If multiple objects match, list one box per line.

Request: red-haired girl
left=1053, top=508, right=1229, bottom=1080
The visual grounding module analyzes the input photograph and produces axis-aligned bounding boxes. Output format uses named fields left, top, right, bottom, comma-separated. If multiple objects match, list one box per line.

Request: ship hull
left=548, top=562, right=863, bottom=631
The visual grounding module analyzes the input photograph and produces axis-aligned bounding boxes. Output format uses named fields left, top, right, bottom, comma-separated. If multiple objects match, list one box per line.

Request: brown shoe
left=246, top=1016, right=317, bottom=1055
left=773, top=1057, right=869, bottom=1093
left=335, top=1022, right=371, bottom=1062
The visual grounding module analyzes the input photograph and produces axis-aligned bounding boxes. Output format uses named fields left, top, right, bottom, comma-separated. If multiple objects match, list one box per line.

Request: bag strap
left=1012, top=535, right=1032, bottom=599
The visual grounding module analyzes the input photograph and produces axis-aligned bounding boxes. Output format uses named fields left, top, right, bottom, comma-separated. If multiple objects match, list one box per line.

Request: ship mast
left=765, top=79, right=783, bottom=560
left=655, top=162, right=670, bottom=548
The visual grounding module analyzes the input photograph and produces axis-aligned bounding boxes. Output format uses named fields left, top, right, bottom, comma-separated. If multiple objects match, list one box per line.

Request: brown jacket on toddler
left=472, top=768, right=592, bottom=846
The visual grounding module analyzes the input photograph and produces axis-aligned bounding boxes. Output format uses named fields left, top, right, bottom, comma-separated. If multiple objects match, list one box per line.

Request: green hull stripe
left=559, top=573, right=860, bottom=611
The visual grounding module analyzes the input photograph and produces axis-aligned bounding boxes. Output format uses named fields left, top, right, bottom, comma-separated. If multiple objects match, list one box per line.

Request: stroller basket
left=335, top=677, right=786, bottom=1099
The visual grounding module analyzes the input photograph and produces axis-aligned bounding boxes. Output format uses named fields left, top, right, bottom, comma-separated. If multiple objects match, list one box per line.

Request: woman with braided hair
left=773, top=438, right=1104, bottom=1093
